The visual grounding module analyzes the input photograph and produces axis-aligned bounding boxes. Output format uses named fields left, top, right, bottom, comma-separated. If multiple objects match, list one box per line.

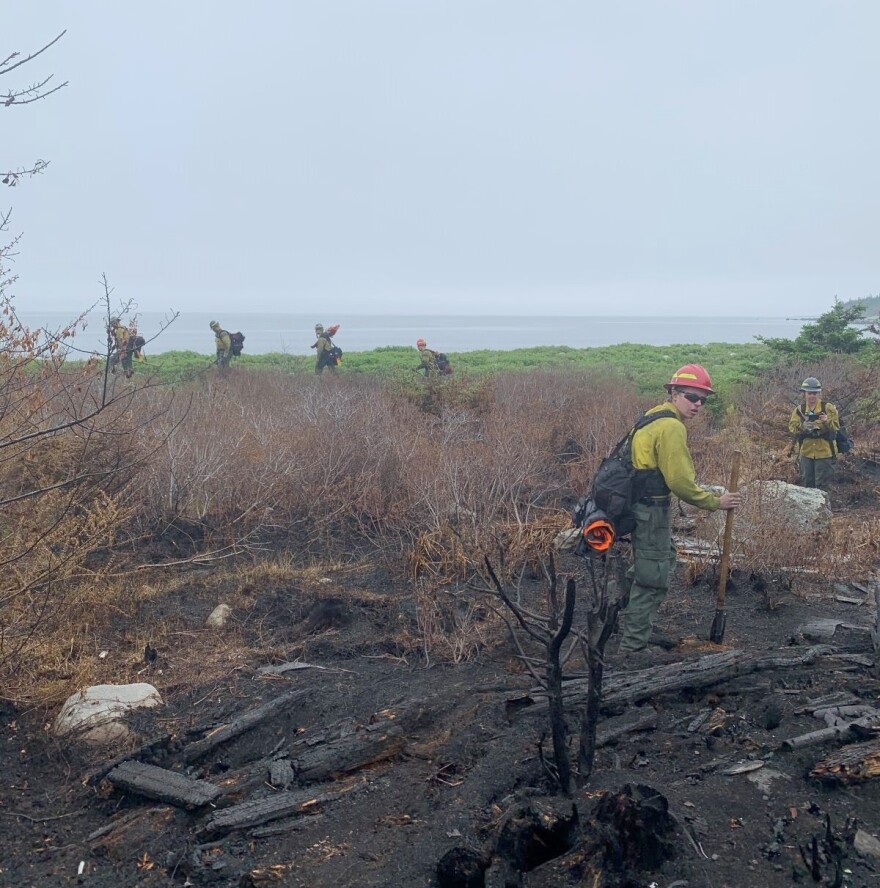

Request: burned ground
left=2, top=464, right=880, bottom=887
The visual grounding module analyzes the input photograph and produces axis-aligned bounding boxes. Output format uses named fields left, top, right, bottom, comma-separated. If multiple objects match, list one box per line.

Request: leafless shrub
left=680, top=431, right=880, bottom=594
left=410, top=581, right=496, bottom=665
left=11, top=352, right=868, bottom=708
left=0, top=361, right=172, bottom=703
left=475, top=555, right=578, bottom=793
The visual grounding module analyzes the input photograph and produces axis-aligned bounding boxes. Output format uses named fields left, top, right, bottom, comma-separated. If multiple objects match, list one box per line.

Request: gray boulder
left=691, top=479, right=831, bottom=543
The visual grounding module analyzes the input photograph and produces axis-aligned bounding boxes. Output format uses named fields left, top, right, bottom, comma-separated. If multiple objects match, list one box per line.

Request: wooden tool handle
left=716, top=451, right=742, bottom=609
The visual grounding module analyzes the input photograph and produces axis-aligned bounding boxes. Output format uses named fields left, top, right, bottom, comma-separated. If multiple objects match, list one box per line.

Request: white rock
left=854, top=829, right=880, bottom=858
left=746, top=766, right=790, bottom=795
left=741, top=480, right=831, bottom=532
left=206, top=603, right=232, bottom=629
left=692, top=479, right=831, bottom=542
left=54, top=683, right=162, bottom=745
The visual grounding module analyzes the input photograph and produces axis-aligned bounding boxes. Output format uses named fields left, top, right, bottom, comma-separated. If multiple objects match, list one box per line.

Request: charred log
left=811, top=738, right=880, bottom=784
left=180, top=688, right=309, bottom=764
left=292, top=721, right=404, bottom=782
left=554, top=646, right=834, bottom=709
left=105, top=761, right=221, bottom=809
left=198, top=783, right=359, bottom=838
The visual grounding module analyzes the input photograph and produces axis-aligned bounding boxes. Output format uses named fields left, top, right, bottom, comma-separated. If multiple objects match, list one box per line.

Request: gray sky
left=4, top=2, right=879, bottom=316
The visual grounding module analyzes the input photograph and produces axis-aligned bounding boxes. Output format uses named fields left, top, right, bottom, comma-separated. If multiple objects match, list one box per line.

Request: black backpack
left=585, top=410, right=678, bottom=537
left=328, top=344, right=343, bottom=365
left=229, top=332, right=245, bottom=357
left=836, top=426, right=854, bottom=454
left=434, top=352, right=453, bottom=375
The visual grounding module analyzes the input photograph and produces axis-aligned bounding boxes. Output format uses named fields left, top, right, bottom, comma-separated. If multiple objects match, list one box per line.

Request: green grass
left=134, top=341, right=778, bottom=394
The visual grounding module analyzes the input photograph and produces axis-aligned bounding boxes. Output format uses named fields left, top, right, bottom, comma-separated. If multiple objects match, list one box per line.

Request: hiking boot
left=602, top=649, right=627, bottom=669
left=604, top=636, right=622, bottom=656
left=606, top=646, right=676, bottom=671
left=603, top=646, right=647, bottom=669
left=648, top=630, right=678, bottom=650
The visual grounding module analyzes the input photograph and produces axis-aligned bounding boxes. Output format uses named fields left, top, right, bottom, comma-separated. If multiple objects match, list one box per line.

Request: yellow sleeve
left=819, top=402, right=840, bottom=433
left=655, top=421, right=721, bottom=510
left=788, top=407, right=803, bottom=436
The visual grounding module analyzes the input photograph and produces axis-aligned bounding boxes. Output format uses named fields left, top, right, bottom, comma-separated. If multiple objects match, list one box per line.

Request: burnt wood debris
left=67, top=566, right=880, bottom=886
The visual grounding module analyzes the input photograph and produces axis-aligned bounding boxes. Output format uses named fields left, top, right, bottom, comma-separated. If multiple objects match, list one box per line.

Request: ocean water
left=21, top=311, right=808, bottom=356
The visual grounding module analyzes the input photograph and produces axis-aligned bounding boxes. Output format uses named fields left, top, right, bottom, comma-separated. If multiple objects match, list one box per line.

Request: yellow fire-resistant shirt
left=418, top=347, right=439, bottom=376
left=630, top=403, right=721, bottom=510
left=111, top=323, right=130, bottom=351
left=788, top=400, right=839, bottom=459
left=214, top=329, right=231, bottom=356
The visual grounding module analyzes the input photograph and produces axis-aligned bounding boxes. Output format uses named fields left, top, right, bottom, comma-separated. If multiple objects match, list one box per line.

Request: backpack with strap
left=229, top=331, right=245, bottom=357
left=583, top=410, right=678, bottom=537
left=129, top=335, right=146, bottom=359
left=328, top=344, right=343, bottom=365
left=433, top=351, right=453, bottom=375
left=835, top=425, right=854, bottom=454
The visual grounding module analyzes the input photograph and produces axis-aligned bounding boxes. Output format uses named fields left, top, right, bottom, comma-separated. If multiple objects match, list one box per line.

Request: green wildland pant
left=799, top=455, right=833, bottom=491
left=619, top=502, right=678, bottom=652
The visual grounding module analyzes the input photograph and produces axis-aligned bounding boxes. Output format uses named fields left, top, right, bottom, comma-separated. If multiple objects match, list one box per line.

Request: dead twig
left=0, top=808, right=83, bottom=823
left=670, top=810, right=709, bottom=859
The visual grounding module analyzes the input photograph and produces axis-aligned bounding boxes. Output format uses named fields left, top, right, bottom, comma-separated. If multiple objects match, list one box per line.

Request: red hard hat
left=416, top=338, right=426, bottom=348
left=664, top=363, right=715, bottom=395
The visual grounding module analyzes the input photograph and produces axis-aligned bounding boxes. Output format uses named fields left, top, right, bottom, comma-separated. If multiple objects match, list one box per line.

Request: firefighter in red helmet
left=415, top=338, right=440, bottom=378
left=617, top=364, right=741, bottom=659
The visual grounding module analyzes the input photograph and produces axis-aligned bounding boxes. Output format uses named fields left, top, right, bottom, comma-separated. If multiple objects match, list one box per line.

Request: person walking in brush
left=788, top=377, right=840, bottom=491
left=107, top=316, right=135, bottom=379
left=312, top=323, right=340, bottom=376
left=618, top=364, right=741, bottom=657
left=210, top=320, right=232, bottom=374
left=415, top=338, right=452, bottom=377
left=415, top=338, right=440, bottom=377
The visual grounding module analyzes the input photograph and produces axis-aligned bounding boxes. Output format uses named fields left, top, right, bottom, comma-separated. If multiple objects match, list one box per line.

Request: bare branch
left=2, top=160, right=50, bottom=186
left=0, top=31, right=66, bottom=78
left=483, top=557, right=549, bottom=644
left=4, top=80, right=68, bottom=107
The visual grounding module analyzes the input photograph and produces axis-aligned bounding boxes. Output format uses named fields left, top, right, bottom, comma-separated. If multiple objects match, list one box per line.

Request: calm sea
left=22, top=312, right=808, bottom=356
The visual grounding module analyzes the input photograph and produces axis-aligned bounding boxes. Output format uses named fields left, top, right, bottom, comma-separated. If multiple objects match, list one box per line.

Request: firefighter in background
left=312, top=323, right=339, bottom=376
left=618, top=364, right=741, bottom=656
left=210, top=320, right=232, bottom=374
left=415, top=338, right=440, bottom=378
left=108, top=317, right=134, bottom=378
left=788, top=377, right=839, bottom=491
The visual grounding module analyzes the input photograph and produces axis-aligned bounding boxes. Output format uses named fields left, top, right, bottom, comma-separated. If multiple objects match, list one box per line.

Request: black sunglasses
left=681, top=392, right=707, bottom=405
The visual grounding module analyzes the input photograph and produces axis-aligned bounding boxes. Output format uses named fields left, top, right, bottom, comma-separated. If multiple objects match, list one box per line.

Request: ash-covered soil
left=3, top=463, right=880, bottom=887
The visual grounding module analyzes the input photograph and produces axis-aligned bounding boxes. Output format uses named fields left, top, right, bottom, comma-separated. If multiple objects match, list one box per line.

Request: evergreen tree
left=757, top=299, right=878, bottom=358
